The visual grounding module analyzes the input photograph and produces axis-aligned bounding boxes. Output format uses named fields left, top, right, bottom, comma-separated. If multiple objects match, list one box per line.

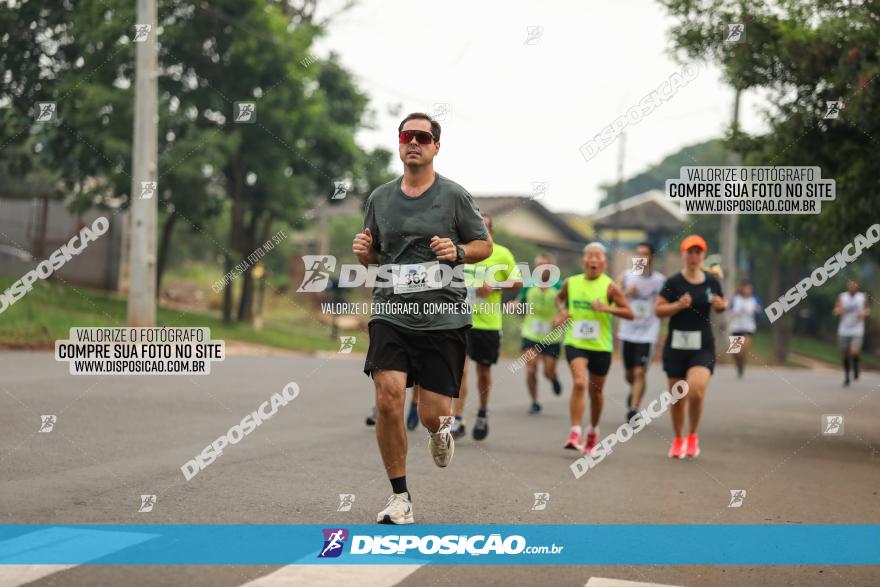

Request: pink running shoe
left=582, top=432, right=598, bottom=455
left=563, top=430, right=582, bottom=450
left=668, top=437, right=685, bottom=459
left=685, top=433, right=700, bottom=459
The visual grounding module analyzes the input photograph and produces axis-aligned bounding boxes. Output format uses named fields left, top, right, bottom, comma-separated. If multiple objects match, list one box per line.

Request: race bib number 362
left=394, top=263, right=441, bottom=294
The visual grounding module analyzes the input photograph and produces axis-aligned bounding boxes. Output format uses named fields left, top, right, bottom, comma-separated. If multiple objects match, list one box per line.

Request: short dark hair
left=636, top=241, right=655, bottom=256
left=398, top=112, right=441, bottom=141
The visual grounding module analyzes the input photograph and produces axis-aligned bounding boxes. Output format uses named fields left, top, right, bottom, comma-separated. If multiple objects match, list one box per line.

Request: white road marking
left=0, top=527, right=159, bottom=587
left=0, top=565, right=77, bottom=586
left=586, top=578, right=683, bottom=587
left=241, top=563, right=423, bottom=586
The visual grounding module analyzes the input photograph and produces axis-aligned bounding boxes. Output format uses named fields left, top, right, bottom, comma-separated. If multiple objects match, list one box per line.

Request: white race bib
left=394, top=263, right=441, bottom=294
left=631, top=300, right=651, bottom=320
left=531, top=320, right=552, bottom=336
left=671, top=329, right=701, bottom=350
left=572, top=320, right=600, bottom=340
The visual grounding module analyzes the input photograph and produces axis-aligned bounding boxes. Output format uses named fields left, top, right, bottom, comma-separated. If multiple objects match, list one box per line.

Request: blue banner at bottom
left=0, top=525, right=876, bottom=565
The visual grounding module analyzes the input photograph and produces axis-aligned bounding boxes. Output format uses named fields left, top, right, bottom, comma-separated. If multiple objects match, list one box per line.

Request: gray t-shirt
left=363, top=173, right=489, bottom=330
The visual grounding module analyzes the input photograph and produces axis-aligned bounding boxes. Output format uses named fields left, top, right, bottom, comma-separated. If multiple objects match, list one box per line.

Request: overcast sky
left=316, top=0, right=768, bottom=215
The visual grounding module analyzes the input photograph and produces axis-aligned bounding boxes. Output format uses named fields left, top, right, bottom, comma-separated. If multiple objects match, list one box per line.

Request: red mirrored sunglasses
left=398, top=130, right=436, bottom=145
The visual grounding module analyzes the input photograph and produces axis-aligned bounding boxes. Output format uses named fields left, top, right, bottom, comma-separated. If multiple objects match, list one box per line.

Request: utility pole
left=720, top=88, right=741, bottom=302
left=717, top=86, right=741, bottom=353
left=612, top=131, right=626, bottom=275
left=127, top=0, right=158, bottom=326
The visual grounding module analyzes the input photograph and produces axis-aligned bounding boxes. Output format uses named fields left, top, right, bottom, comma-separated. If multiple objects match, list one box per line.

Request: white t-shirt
left=618, top=271, right=665, bottom=344
left=837, top=291, right=867, bottom=337
left=729, top=294, right=759, bottom=334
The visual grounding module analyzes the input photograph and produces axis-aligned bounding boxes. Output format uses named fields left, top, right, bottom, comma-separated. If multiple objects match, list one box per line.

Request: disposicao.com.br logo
left=318, top=529, right=564, bottom=558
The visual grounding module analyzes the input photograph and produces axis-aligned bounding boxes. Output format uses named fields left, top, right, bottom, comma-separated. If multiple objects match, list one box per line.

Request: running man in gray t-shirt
left=352, top=112, right=492, bottom=525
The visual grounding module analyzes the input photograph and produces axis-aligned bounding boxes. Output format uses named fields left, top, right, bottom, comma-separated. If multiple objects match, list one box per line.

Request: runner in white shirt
left=833, top=280, right=870, bottom=386
left=616, top=242, right=665, bottom=423
left=728, top=281, right=761, bottom=379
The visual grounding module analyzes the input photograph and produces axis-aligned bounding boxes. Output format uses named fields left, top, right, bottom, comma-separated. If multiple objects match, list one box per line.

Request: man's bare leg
left=374, top=369, right=408, bottom=479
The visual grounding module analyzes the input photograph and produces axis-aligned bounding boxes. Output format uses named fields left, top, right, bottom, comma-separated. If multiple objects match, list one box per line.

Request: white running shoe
left=376, top=492, right=414, bottom=524
left=428, top=428, right=455, bottom=467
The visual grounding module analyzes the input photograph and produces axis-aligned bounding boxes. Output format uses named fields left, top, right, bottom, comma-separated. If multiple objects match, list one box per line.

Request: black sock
left=853, top=356, right=860, bottom=378
left=390, top=476, right=408, bottom=495
left=843, top=356, right=850, bottom=379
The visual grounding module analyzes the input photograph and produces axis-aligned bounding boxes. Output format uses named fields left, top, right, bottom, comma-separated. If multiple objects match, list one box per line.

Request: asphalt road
left=1, top=350, right=878, bottom=586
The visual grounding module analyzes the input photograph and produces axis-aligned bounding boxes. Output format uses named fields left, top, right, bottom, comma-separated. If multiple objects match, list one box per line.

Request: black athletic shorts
left=467, top=329, right=501, bottom=366
left=564, top=345, right=612, bottom=376
left=622, top=341, right=654, bottom=371
left=730, top=331, right=754, bottom=338
left=662, top=346, right=716, bottom=378
left=521, top=337, right=561, bottom=359
left=364, top=320, right=468, bottom=397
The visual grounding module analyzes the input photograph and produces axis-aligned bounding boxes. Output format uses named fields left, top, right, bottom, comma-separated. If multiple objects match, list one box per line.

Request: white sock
left=571, top=425, right=582, bottom=435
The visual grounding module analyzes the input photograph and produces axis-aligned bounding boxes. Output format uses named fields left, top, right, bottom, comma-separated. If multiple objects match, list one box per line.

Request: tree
left=660, top=0, right=880, bottom=361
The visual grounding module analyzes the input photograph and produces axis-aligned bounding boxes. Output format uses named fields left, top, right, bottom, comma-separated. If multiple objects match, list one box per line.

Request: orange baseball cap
left=680, top=235, right=707, bottom=252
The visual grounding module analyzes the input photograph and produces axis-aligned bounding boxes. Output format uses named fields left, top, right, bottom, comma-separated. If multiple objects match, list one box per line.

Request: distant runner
left=617, top=242, right=665, bottom=422
left=655, top=235, right=727, bottom=460
left=728, top=280, right=760, bottom=379
left=834, top=280, right=869, bottom=387
left=556, top=242, right=634, bottom=455
left=515, top=254, right=563, bottom=415
left=453, top=213, right=522, bottom=440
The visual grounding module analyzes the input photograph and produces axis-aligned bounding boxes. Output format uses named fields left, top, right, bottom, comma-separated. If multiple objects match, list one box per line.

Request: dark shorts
left=730, top=331, right=754, bottom=338
left=622, top=341, right=654, bottom=371
left=467, top=329, right=501, bottom=366
left=364, top=320, right=468, bottom=398
left=521, top=337, right=561, bottom=359
left=662, top=346, right=716, bottom=378
left=564, top=346, right=612, bottom=376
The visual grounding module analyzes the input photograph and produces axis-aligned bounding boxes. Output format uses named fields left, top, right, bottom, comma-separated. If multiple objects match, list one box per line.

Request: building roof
left=592, top=189, right=686, bottom=231
left=473, top=195, right=588, bottom=244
